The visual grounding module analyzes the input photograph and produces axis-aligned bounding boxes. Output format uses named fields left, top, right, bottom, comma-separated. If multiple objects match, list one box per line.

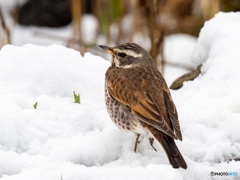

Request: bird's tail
left=151, top=130, right=187, bottom=169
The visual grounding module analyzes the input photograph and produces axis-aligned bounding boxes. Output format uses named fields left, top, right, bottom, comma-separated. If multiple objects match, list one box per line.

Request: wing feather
left=162, top=87, right=182, bottom=140
left=107, top=80, right=177, bottom=139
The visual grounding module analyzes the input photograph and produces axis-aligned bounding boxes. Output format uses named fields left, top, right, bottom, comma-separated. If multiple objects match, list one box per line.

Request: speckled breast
left=105, top=82, right=145, bottom=134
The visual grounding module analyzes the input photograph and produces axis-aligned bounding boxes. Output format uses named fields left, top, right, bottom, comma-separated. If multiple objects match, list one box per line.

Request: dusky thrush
left=99, top=43, right=187, bottom=169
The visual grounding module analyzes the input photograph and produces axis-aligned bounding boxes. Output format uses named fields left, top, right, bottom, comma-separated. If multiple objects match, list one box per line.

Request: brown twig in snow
left=0, top=6, right=10, bottom=47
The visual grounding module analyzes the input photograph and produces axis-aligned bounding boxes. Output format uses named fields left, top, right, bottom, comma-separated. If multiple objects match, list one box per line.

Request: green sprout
left=73, top=91, right=80, bottom=104
left=33, top=102, right=38, bottom=109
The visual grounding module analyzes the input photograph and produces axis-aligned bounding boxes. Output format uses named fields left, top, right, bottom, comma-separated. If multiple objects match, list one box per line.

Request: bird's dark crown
left=99, top=43, right=154, bottom=68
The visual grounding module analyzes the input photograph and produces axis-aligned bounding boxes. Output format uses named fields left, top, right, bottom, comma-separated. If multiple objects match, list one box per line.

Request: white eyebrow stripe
left=122, top=63, right=141, bottom=68
left=114, top=49, right=142, bottom=58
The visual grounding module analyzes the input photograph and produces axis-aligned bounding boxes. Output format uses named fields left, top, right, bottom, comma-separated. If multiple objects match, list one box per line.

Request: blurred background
left=0, top=0, right=239, bottom=84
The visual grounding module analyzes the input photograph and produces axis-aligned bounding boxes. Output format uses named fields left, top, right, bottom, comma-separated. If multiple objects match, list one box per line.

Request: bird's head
left=99, top=43, right=154, bottom=68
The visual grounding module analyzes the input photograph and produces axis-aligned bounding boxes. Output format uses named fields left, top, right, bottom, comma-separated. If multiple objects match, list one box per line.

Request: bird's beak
left=98, top=45, right=114, bottom=55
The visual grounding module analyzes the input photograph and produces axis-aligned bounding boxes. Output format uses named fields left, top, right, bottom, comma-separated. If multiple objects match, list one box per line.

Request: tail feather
left=151, top=130, right=187, bottom=169
left=162, top=136, right=178, bottom=156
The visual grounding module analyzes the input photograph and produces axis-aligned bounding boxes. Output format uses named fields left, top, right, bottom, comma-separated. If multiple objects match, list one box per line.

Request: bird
left=99, top=42, right=187, bottom=169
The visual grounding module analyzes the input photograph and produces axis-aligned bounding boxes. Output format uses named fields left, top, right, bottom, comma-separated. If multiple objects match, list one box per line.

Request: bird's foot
left=149, top=138, right=157, bottom=151
left=134, top=134, right=140, bottom=152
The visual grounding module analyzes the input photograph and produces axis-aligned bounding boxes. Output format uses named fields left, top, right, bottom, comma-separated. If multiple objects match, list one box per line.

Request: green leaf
left=33, top=102, right=38, bottom=109
left=73, top=91, right=80, bottom=104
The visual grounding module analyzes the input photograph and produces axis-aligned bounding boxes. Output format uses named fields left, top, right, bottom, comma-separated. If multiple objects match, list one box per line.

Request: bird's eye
left=118, top=53, right=126, bottom=57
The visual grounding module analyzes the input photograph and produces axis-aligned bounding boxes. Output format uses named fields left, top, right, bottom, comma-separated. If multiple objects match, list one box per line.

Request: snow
left=173, top=11, right=240, bottom=176
left=192, top=12, right=240, bottom=66
left=11, top=25, right=72, bottom=46
left=164, top=33, right=197, bottom=69
left=81, top=14, right=99, bottom=44
left=0, top=11, right=240, bottom=180
left=163, top=33, right=197, bottom=85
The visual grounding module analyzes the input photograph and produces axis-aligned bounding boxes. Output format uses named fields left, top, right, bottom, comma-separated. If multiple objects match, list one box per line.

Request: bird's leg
left=149, top=138, right=157, bottom=151
left=134, top=134, right=140, bottom=152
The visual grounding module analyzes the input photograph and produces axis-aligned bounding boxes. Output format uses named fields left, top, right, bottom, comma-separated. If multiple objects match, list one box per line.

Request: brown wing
left=107, top=80, right=177, bottom=140
left=163, top=84, right=182, bottom=140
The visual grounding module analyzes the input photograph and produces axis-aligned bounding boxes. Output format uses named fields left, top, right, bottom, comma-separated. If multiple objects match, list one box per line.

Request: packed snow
left=0, top=11, right=240, bottom=180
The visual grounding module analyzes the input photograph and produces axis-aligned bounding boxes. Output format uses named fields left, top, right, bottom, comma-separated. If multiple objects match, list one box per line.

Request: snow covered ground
left=0, top=12, right=240, bottom=180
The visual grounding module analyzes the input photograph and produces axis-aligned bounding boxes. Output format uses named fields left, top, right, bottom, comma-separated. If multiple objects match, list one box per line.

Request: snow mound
left=192, top=12, right=240, bottom=66
left=173, top=11, right=240, bottom=177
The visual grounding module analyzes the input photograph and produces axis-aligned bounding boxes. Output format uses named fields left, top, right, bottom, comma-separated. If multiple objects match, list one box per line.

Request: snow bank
left=172, top=11, right=240, bottom=177
left=0, top=11, right=240, bottom=180
left=192, top=12, right=240, bottom=66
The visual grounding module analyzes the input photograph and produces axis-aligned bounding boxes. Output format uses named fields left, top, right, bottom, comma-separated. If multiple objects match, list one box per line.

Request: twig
left=148, top=0, right=157, bottom=66
left=0, top=6, right=10, bottom=46
left=69, top=0, right=84, bottom=53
